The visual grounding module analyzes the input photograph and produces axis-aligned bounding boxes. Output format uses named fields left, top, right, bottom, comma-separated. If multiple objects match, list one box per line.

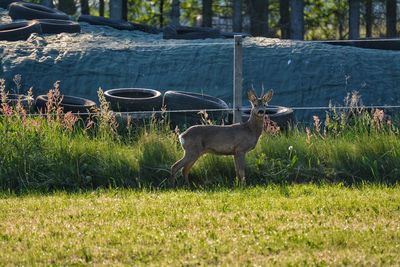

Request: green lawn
left=0, top=185, right=399, bottom=265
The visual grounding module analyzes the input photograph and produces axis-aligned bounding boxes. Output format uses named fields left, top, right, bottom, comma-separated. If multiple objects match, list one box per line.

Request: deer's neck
left=245, top=113, right=264, bottom=138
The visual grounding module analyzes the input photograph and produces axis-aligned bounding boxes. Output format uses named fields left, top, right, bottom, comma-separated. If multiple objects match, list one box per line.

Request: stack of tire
left=78, top=15, right=160, bottom=34
left=35, top=94, right=96, bottom=115
left=104, top=88, right=163, bottom=125
left=163, top=25, right=251, bottom=40
left=3, top=88, right=294, bottom=129
left=162, top=91, right=230, bottom=126
left=103, top=88, right=230, bottom=127
left=0, top=0, right=80, bottom=42
left=1, top=92, right=96, bottom=116
left=103, top=88, right=294, bottom=129
left=3, top=93, right=34, bottom=110
left=235, top=105, right=294, bottom=130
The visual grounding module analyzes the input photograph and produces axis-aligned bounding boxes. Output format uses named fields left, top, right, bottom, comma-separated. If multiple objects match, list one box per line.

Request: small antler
left=261, top=83, right=265, bottom=97
left=251, top=84, right=255, bottom=92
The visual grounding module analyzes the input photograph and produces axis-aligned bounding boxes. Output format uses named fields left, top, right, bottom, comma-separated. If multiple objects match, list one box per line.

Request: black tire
left=163, top=25, right=221, bottom=40
left=4, top=94, right=34, bottom=110
left=175, top=26, right=220, bottom=34
left=320, top=39, right=400, bottom=51
left=8, top=2, right=69, bottom=21
left=35, top=94, right=96, bottom=114
left=163, top=90, right=229, bottom=126
left=112, top=111, right=155, bottom=129
left=0, top=21, right=42, bottom=41
left=130, top=22, right=160, bottom=34
left=162, top=25, right=177, bottom=39
left=221, top=31, right=251, bottom=39
left=35, top=19, right=80, bottom=34
left=0, top=0, right=22, bottom=9
left=104, top=88, right=162, bottom=112
left=239, top=105, right=294, bottom=129
left=78, top=15, right=134, bottom=31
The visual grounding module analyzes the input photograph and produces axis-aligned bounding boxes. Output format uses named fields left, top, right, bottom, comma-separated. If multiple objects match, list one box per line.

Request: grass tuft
left=0, top=82, right=399, bottom=191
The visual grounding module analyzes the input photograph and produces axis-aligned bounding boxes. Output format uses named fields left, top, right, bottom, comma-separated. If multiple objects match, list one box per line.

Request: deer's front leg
left=234, top=152, right=246, bottom=185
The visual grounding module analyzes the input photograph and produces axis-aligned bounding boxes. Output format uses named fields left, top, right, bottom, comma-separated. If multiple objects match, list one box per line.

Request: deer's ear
left=262, top=89, right=274, bottom=103
left=247, top=89, right=257, bottom=104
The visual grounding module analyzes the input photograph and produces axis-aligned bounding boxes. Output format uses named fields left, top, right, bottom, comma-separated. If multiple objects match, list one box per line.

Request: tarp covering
left=1, top=9, right=400, bottom=121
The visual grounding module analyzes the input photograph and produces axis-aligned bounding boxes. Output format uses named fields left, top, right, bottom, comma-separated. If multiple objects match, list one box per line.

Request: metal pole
left=233, top=35, right=243, bottom=124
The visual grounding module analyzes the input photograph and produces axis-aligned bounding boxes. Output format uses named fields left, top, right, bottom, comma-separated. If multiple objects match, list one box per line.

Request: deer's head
left=247, top=89, right=274, bottom=118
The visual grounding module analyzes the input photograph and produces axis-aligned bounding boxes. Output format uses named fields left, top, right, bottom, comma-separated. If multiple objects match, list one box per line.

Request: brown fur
left=171, top=89, right=273, bottom=186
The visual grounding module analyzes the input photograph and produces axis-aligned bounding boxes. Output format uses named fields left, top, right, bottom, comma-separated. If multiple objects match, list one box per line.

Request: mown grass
left=0, top=185, right=399, bottom=265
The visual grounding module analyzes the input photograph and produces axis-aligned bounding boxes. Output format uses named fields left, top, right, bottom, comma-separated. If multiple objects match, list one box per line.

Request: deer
left=170, top=88, right=273, bottom=186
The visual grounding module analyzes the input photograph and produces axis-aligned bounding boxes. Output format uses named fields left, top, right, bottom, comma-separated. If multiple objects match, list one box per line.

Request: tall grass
left=0, top=79, right=399, bottom=191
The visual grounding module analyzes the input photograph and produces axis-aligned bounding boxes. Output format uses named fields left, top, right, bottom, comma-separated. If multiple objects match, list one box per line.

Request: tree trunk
left=365, top=0, right=372, bottom=38
left=99, top=0, right=104, bottom=17
left=279, top=0, right=290, bottom=39
left=386, top=0, right=397, bottom=38
left=290, top=0, right=304, bottom=40
left=233, top=0, right=242, bottom=32
left=160, top=0, right=164, bottom=28
left=58, top=0, right=76, bottom=15
left=110, top=0, right=122, bottom=20
left=80, top=0, right=90, bottom=15
left=348, top=0, right=360, bottom=39
left=122, top=0, right=127, bottom=20
left=170, top=0, right=180, bottom=26
left=338, top=18, right=344, bottom=39
left=249, top=0, right=269, bottom=37
left=202, top=0, right=213, bottom=27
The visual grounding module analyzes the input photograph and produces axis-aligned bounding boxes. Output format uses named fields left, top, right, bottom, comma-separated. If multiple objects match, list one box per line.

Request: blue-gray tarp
left=1, top=9, right=400, bottom=121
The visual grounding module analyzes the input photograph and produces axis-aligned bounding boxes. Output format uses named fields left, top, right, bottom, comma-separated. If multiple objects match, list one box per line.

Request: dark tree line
left=51, top=0, right=398, bottom=40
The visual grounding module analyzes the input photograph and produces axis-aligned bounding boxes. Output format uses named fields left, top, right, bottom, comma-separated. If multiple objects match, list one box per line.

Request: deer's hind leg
left=170, top=155, right=186, bottom=186
left=182, top=155, right=200, bottom=187
left=234, top=152, right=246, bottom=186
left=171, top=150, right=201, bottom=187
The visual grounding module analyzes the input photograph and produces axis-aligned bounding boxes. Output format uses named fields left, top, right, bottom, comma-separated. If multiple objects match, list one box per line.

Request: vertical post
left=170, top=0, right=181, bottom=26
left=110, top=0, right=123, bottom=20
left=99, top=0, right=105, bottom=17
left=290, top=0, right=304, bottom=40
left=160, top=0, right=164, bottom=28
left=386, top=0, right=397, bottom=38
left=233, top=0, right=242, bottom=32
left=348, top=0, right=360, bottom=40
left=365, top=0, right=372, bottom=38
left=233, top=35, right=243, bottom=124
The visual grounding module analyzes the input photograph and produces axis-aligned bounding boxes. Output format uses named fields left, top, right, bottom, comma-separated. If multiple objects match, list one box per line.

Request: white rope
left=110, top=108, right=233, bottom=114
left=2, top=105, right=400, bottom=117
left=290, top=105, right=400, bottom=110
left=0, top=108, right=234, bottom=117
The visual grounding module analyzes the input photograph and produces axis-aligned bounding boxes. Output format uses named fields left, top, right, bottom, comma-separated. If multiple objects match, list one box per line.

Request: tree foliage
left=44, top=0, right=396, bottom=40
